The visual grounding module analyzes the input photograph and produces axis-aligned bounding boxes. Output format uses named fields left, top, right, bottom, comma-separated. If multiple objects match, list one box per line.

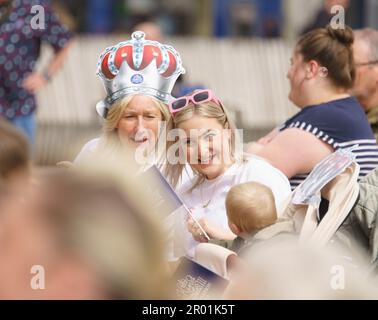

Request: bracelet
left=42, top=70, right=52, bottom=82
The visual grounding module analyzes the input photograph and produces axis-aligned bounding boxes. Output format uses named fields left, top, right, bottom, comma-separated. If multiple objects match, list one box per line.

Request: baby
left=220, top=181, right=279, bottom=253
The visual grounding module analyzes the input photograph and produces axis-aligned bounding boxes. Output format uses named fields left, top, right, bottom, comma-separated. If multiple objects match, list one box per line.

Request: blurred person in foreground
left=0, top=157, right=171, bottom=299
left=223, top=239, right=378, bottom=299
left=351, top=28, right=378, bottom=140
left=0, top=0, right=73, bottom=143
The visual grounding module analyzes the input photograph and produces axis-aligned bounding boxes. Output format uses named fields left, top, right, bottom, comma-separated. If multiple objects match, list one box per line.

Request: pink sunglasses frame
left=168, top=89, right=221, bottom=116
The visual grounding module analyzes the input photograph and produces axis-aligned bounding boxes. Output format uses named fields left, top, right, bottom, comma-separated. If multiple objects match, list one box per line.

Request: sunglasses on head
left=169, top=89, right=221, bottom=116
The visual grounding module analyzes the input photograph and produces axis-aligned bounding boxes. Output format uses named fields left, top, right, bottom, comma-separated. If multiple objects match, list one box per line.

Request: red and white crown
left=96, top=31, right=185, bottom=118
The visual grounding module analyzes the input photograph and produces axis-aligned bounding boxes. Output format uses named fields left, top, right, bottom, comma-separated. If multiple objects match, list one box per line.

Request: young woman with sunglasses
left=247, top=25, right=378, bottom=190
left=165, top=89, right=291, bottom=258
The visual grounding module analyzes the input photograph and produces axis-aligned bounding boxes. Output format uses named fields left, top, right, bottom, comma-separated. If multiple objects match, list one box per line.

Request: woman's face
left=117, top=95, right=163, bottom=149
left=178, top=115, right=232, bottom=180
left=287, top=51, right=307, bottom=108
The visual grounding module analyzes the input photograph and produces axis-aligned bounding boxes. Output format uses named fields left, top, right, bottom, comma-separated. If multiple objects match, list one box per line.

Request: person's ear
left=229, top=222, right=242, bottom=236
left=306, top=60, right=319, bottom=79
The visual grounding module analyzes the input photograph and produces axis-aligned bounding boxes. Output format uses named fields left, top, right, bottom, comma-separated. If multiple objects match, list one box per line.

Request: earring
left=319, top=67, right=328, bottom=78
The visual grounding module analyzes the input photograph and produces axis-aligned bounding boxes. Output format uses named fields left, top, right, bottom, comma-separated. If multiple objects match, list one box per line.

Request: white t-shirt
left=171, top=155, right=292, bottom=258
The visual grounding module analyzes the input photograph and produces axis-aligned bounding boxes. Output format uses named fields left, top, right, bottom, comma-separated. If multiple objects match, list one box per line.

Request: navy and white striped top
left=279, top=97, right=378, bottom=189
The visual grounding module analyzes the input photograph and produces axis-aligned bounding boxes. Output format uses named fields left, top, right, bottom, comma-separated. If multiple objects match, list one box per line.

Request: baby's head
left=226, top=182, right=277, bottom=239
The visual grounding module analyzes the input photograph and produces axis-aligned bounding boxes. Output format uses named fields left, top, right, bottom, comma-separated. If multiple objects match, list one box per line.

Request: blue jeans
left=9, top=113, right=36, bottom=145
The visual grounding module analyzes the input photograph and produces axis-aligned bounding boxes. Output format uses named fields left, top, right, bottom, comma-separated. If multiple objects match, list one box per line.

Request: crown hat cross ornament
left=96, top=31, right=186, bottom=118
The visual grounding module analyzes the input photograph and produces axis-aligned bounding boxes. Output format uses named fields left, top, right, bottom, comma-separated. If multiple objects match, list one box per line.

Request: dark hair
left=0, top=119, right=30, bottom=180
left=297, top=25, right=355, bottom=89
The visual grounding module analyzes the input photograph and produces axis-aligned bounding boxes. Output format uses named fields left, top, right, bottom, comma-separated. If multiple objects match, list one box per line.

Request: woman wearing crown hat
left=73, top=31, right=185, bottom=172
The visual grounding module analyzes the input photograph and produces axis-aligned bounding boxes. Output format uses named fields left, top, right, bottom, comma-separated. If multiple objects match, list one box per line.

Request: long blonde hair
left=100, top=95, right=172, bottom=168
left=164, top=99, right=244, bottom=188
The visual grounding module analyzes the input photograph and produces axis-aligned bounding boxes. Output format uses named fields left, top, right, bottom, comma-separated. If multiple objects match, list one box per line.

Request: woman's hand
left=186, top=217, right=236, bottom=242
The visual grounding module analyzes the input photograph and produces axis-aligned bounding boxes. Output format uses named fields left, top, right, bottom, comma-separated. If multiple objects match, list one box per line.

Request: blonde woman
left=74, top=31, right=185, bottom=171
left=165, top=89, right=291, bottom=258
left=75, top=94, right=172, bottom=169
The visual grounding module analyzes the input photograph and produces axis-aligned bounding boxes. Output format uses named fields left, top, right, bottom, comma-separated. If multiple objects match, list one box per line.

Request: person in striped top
left=246, top=25, right=378, bottom=189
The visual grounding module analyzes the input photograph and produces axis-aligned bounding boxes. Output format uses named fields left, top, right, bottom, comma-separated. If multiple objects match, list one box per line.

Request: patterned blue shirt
left=0, top=0, right=72, bottom=119
left=280, top=97, right=378, bottom=189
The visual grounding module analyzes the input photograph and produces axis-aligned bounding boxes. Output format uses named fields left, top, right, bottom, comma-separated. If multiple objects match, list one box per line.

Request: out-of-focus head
left=224, top=239, right=378, bottom=299
left=96, top=31, right=185, bottom=119
left=287, top=25, right=355, bottom=108
left=0, top=119, right=30, bottom=188
left=0, top=164, right=169, bottom=299
left=351, top=28, right=378, bottom=111
left=133, top=21, right=163, bottom=42
left=225, top=182, right=277, bottom=236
